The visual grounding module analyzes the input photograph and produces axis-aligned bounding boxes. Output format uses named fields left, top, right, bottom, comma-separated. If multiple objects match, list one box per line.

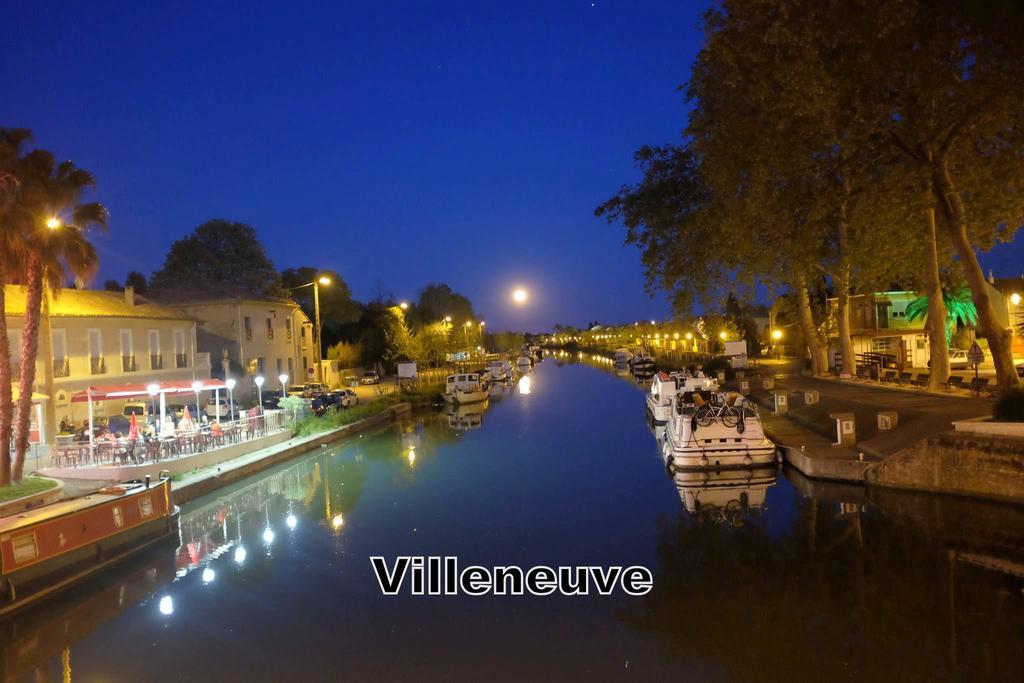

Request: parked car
left=207, top=397, right=230, bottom=418
left=260, top=390, right=284, bottom=410
left=304, top=383, right=326, bottom=396
left=121, top=401, right=150, bottom=419
left=948, top=349, right=972, bottom=370
left=360, top=370, right=380, bottom=385
left=287, top=385, right=307, bottom=397
left=332, top=389, right=359, bottom=408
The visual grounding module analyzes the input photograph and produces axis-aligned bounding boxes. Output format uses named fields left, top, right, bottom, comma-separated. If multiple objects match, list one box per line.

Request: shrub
left=700, top=356, right=734, bottom=381
left=993, top=387, right=1024, bottom=422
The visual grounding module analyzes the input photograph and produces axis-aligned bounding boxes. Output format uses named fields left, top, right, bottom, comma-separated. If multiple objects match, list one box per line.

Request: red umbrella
left=128, top=412, right=139, bottom=440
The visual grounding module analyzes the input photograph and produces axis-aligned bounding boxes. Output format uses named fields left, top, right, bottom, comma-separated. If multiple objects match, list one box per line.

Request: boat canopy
left=71, top=379, right=228, bottom=403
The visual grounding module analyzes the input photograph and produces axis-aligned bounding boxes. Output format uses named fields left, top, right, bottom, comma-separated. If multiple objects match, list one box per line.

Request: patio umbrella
left=180, top=405, right=194, bottom=432
left=128, top=412, right=139, bottom=440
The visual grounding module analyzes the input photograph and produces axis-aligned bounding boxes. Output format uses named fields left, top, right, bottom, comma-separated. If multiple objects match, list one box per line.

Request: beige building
left=4, top=285, right=208, bottom=445
left=159, top=295, right=318, bottom=401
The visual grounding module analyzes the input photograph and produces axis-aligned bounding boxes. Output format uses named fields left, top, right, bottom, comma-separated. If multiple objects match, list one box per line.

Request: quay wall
left=865, top=432, right=1024, bottom=504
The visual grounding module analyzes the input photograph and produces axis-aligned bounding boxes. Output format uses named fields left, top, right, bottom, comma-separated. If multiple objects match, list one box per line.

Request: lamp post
left=254, top=375, right=264, bottom=415
left=287, top=276, right=331, bottom=386
left=225, top=377, right=236, bottom=421
left=147, top=383, right=159, bottom=427
left=191, top=380, right=203, bottom=423
left=771, top=329, right=783, bottom=360
left=279, top=373, right=289, bottom=395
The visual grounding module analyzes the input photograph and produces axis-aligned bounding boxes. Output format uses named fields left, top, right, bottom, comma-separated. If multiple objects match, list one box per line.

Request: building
left=829, top=291, right=932, bottom=368
left=4, top=285, right=208, bottom=445
left=157, top=294, right=318, bottom=401
left=987, top=273, right=1024, bottom=357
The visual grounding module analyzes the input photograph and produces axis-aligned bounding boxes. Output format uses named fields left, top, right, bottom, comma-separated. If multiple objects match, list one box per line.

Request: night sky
left=4, top=2, right=1021, bottom=330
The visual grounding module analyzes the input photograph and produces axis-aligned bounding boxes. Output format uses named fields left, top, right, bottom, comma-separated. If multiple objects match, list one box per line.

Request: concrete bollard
left=877, top=410, right=898, bottom=430
left=804, top=390, right=819, bottom=405
left=739, top=380, right=750, bottom=394
left=763, top=378, right=775, bottom=390
left=829, top=412, right=856, bottom=447
left=773, top=392, right=789, bottom=413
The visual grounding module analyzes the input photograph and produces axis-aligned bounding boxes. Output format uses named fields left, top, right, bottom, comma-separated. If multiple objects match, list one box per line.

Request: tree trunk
left=0, top=278, right=11, bottom=487
left=13, top=255, right=43, bottom=482
left=836, top=193, right=856, bottom=377
left=922, top=203, right=950, bottom=390
left=793, top=267, right=828, bottom=375
left=931, top=153, right=1019, bottom=390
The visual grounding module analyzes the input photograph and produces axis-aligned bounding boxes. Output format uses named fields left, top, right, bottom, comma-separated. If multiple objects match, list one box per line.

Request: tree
left=906, top=287, right=977, bottom=346
left=358, top=304, right=412, bottom=371
left=10, top=150, right=106, bottom=482
left=124, top=271, right=148, bottom=293
left=411, top=322, right=452, bottom=368
left=410, top=283, right=475, bottom=328
left=149, top=219, right=281, bottom=296
left=103, top=279, right=120, bottom=291
left=326, top=340, right=362, bottom=369
left=0, top=128, right=32, bottom=487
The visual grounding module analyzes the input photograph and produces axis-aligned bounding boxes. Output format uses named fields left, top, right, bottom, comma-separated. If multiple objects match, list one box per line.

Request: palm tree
left=0, top=128, right=32, bottom=487
left=906, top=287, right=978, bottom=346
left=11, top=151, right=106, bottom=482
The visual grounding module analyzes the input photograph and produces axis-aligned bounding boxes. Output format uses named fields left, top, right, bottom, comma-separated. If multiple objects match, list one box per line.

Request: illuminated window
left=139, top=496, right=153, bottom=518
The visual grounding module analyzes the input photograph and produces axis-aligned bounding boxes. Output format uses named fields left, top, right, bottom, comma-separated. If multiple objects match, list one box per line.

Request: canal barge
left=662, top=392, right=776, bottom=470
left=646, top=371, right=719, bottom=425
left=0, top=475, right=179, bottom=618
left=443, top=373, right=489, bottom=405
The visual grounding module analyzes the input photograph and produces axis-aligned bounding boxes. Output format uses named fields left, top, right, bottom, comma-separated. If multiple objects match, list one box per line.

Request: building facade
left=829, top=291, right=933, bottom=368
left=164, top=296, right=317, bottom=401
left=4, top=285, right=207, bottom=445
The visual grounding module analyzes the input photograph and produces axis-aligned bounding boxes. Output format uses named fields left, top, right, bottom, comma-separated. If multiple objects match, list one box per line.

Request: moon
left=512, top=288, right=528, bottom=303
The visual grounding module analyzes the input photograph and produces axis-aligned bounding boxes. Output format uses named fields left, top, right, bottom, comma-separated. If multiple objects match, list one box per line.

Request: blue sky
left=4, top=1, right=1021, bottom=330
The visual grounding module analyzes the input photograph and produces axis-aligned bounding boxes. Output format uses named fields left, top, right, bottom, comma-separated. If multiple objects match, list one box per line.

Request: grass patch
left=292, top=398, right=400, bottom=437
left=0, top=476, right=59, bottom=502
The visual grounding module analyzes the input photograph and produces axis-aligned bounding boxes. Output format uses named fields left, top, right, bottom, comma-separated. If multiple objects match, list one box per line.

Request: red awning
left=71, top=379, right=227, bottom=403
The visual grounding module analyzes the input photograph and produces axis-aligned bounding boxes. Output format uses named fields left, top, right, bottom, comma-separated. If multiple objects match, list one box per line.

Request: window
left=302, top=356, right=308, bottom=370
left=52, top=329, right=69, bottom=377
left=120, top=329, right=136, bottom=372
left=149, top=329, right=162, bottom=369
left=174, top=329, right=187, bottom=368
left=300, top=325, right=307, bottom=349
left=288, top=357, right=294, bottom=380
left=276, top=358, right=283, bottom=375
left=285, top=318, right=293, bottom=340
left=139, top=496, right=153, bottom=518
left=247, top=357, right=260, bottom=374
left=7, top=330, right=21, bottom=371
left=244, top=316, right=253, bottom=341
left=266, top=317, right=274, bottom=341
left=12, top=534, right=38, bottom=564
left=112, top=506, right=124, bottom=529
left=88, top=329, right=105, bottom=374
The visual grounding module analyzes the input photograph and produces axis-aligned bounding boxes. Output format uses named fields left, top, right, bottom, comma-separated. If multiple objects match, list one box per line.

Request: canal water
left=3, top=358, right=1023, bottom=681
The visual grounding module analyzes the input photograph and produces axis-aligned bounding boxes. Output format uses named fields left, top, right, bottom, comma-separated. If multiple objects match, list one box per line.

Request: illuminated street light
left=1012, top=292, right=1021, bottom=306
left=318, top=276, right=331, bottom=285
left=685, top=332, right=693, bottom=340
left=225, top=377, right=236, bottom=421
left=399, top=301, right=409, bottom=310
left=286, top=514, right=298, bottom=529
left=254, top=375, right=265, bottom=415
left=772, top=329, right=783, bottom=341
left=719, top=331, right=728, bottom=340
left=46, top=216, right=61, bottom=230
left=158, top=596, right=174, bottom=616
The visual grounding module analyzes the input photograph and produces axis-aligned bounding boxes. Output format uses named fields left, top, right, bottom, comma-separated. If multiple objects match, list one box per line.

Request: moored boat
left=630, top=351, right=656, bottom=380
left=0, top=475, right=179, bottom=618
left=516, top=355, right=532, bottom=368
left=443, top=373, right=489, bottom=404
left=673, top=468, right=776, bottom=517
left=646, top=371, right=719, bottom=425
left=612, top=348, right=633, bottom=364
left=485, top=360, right=509, bottom=382
left=662, top=390, right=776, bottom=470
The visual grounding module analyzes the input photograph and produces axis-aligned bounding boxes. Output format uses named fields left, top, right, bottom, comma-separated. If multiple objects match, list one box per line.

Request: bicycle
left=693, top=392, right=741, bottom=428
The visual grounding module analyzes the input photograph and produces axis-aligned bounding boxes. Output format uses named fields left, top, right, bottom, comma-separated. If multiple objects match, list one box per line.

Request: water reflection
left=673, top=469, right=776, bottom=522
left=444, top=400, right=487, bottom=430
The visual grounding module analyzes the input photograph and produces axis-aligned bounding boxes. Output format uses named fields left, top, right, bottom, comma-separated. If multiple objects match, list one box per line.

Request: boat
left=516, top=355, right=533, bottom=368
left=612, top=348, right=633, bottom=364
left=645, top=371, right=719, bottom=425
left=673, top=468, right=777, bottom=518
left=485, top=360, right=509, bottom=382
left=662, top=390, right=776, bottom=470
left=442, top=373, right=489, bottom=404
left=614, top=360, right=631, bottom=376
left=631, top=351, right=656, bottom=380
left=0, top=475, right=180, bottom=618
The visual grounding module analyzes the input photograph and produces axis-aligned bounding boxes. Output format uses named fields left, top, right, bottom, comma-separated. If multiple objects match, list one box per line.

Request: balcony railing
left=175, top=353, right=188, bottom=368
left=151, top=353, right=163, bottom=370
left=245, top=327, right=252, bottom=341
left=266, top=328, right=274, bottom=341
left=121, top=355, right=137, bottom=372
left=53, top=358, right=70, bottom=377
left=90, top=357, right=106, bottom=375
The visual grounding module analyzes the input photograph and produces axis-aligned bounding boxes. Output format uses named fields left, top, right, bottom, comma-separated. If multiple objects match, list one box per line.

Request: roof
left=990, top=276, right=1024, bottom=295
left=3, top=285, right=196, bottom=321
left=71, top=379, right=228, bottom=402
left=147, top=285, right=297, bottom=307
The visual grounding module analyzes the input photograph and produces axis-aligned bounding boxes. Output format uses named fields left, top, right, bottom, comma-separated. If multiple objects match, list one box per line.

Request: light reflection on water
left=1, top=357, right=1022, bottom=681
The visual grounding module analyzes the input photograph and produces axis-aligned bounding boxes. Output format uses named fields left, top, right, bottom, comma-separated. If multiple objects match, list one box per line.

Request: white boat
left=614, top=360, right=631, bottom=376
left=673, top=469, right=776, bottom=516
left=613, top=348, right=633, bottom=364
left=645, top=371, right=719, bottom=425
left=516, top=355, right=532, bottom=368
left=662, top=391, right=776, bottom=470
left=486, top=360, right=509, bottom=382
left=443, top=373, right=489, bottom=404
left=445, top=399, right=488, bottom=430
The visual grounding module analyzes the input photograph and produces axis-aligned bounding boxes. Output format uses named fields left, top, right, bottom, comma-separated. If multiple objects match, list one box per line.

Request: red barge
left=0, top=474, right=180, bottom=617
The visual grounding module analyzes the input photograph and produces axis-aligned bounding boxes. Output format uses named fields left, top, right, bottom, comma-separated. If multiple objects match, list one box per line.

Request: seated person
left=210, top=422, right=224, bottom=437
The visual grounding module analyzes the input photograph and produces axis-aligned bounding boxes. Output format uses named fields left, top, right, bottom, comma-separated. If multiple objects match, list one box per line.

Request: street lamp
left=287, top=276, right=331, bottom=385
left=254, top=375, right=264, bottom=415
left=399, top=301, right=409, bottom=310
left=225, top=377, right=236, bottom=421
left=46, top=216, right=62, bottom=230
left=1012, top=293, right=1021, bottom=306
left=719, top=331, right=728, bottom=340
left=191, top=380, right=203, bottom=422
left=772, top=329, right=783, bottom=360
left=279, top=373, right=289, bottom=395
left=147, top=383, right=159, bottom=426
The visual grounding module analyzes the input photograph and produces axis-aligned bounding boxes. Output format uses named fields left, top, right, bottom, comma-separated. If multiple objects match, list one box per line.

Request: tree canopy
left=149, top=219, right=281, bottom=296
